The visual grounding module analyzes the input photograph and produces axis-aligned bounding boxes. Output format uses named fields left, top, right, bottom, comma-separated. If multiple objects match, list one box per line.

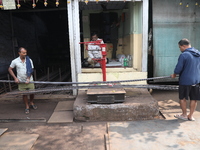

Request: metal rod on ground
left=7, top=74, right=12, bottom=92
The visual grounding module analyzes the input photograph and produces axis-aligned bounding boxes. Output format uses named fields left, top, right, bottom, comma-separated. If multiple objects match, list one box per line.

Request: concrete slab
left=32, top=122, right=106, bottom=150
left=0, top=102, right=57, bottom=122
left=0, top=128, right=7, bottom=136
left=0, top=133, right=39, bottom=150
left=79, top=123, right=107, bottom=150
left=107, top=119, right=200, bottom=150
left=74, top=89, right=159, bottom=121
left=54, top=101, right=74, bottom=111
left=47, top=111, right=73, bottom=123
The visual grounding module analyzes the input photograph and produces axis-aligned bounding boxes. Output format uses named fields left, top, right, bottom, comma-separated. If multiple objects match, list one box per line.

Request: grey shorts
left=179, top=85, right=200, bottom=100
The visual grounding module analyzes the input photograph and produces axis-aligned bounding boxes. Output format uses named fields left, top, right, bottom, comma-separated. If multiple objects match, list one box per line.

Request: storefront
left=67, top=0, right=149, bottom=95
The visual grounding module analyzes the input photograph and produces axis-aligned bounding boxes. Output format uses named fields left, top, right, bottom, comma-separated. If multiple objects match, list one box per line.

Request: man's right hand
left=14, top=78, right=20, bottom=83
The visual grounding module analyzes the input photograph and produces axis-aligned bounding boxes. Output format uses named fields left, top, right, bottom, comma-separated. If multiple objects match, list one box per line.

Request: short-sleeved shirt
left=88, top=38, right=104, bottom=58
left=10, top=57, right=34, bottom=82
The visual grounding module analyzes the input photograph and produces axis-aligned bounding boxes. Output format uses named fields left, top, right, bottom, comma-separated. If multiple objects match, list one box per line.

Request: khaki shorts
left=87, top=58, right=96, bottom=65
left=87, top=57, right=107, bottom=65
left=18, top=83, right=35, bottom=91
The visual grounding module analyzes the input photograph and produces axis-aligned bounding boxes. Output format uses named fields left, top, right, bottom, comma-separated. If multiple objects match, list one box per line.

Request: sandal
left=25, top=109, right=29, bottom=114
left=30, top=104, right=37, bottom=110
left=174, top=114, right=188, bottom=121
left=188, top=117, right=195, bottom=121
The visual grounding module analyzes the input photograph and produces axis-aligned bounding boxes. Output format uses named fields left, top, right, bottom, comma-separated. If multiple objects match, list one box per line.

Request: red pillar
left=101, top=44, right=107, bottom=81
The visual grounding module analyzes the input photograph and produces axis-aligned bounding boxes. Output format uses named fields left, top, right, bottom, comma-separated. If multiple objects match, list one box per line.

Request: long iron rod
left=0, top=76, right=171, bottom=85
left=5, top=84, right=179, bottom=95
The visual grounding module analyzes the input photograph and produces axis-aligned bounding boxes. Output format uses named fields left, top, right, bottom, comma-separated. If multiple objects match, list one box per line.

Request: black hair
left=91, top=32, right=98, bottom=37
left=18, top=47, right=27, bottom=52
left=178, top=38, right=190, bottom=46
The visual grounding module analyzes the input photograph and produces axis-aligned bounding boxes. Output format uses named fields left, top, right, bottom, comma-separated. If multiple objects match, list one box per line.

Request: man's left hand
left=26, top=78, right=30, bottom=84
left=170, top=74, right=176, bottom=78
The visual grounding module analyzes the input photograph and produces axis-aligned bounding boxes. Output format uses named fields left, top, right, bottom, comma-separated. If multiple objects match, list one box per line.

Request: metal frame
left=142, top=0, right=148, bottom=72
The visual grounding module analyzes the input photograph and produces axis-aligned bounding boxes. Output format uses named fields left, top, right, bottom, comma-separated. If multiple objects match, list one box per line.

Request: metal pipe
left=0, top=76, right=171, bottom=85
left=6, top=84, right=179, bottom=95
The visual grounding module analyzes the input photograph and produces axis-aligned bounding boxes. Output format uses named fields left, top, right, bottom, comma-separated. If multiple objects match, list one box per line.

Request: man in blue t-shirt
left=171, top=38, right=200, bottom=121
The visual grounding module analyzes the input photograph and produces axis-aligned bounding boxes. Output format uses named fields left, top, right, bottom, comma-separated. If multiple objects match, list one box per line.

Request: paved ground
left=108, top=119, right=200, bottom=150
left=0, top=89, right=200, bottom=150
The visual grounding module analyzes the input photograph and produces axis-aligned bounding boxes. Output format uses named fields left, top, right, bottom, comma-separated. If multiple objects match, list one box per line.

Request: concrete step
left=74, top=88, right=160, bottom=121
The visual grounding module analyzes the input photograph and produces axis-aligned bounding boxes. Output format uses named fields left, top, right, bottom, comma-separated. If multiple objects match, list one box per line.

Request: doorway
left=90, top=12, right=118, bottom=43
